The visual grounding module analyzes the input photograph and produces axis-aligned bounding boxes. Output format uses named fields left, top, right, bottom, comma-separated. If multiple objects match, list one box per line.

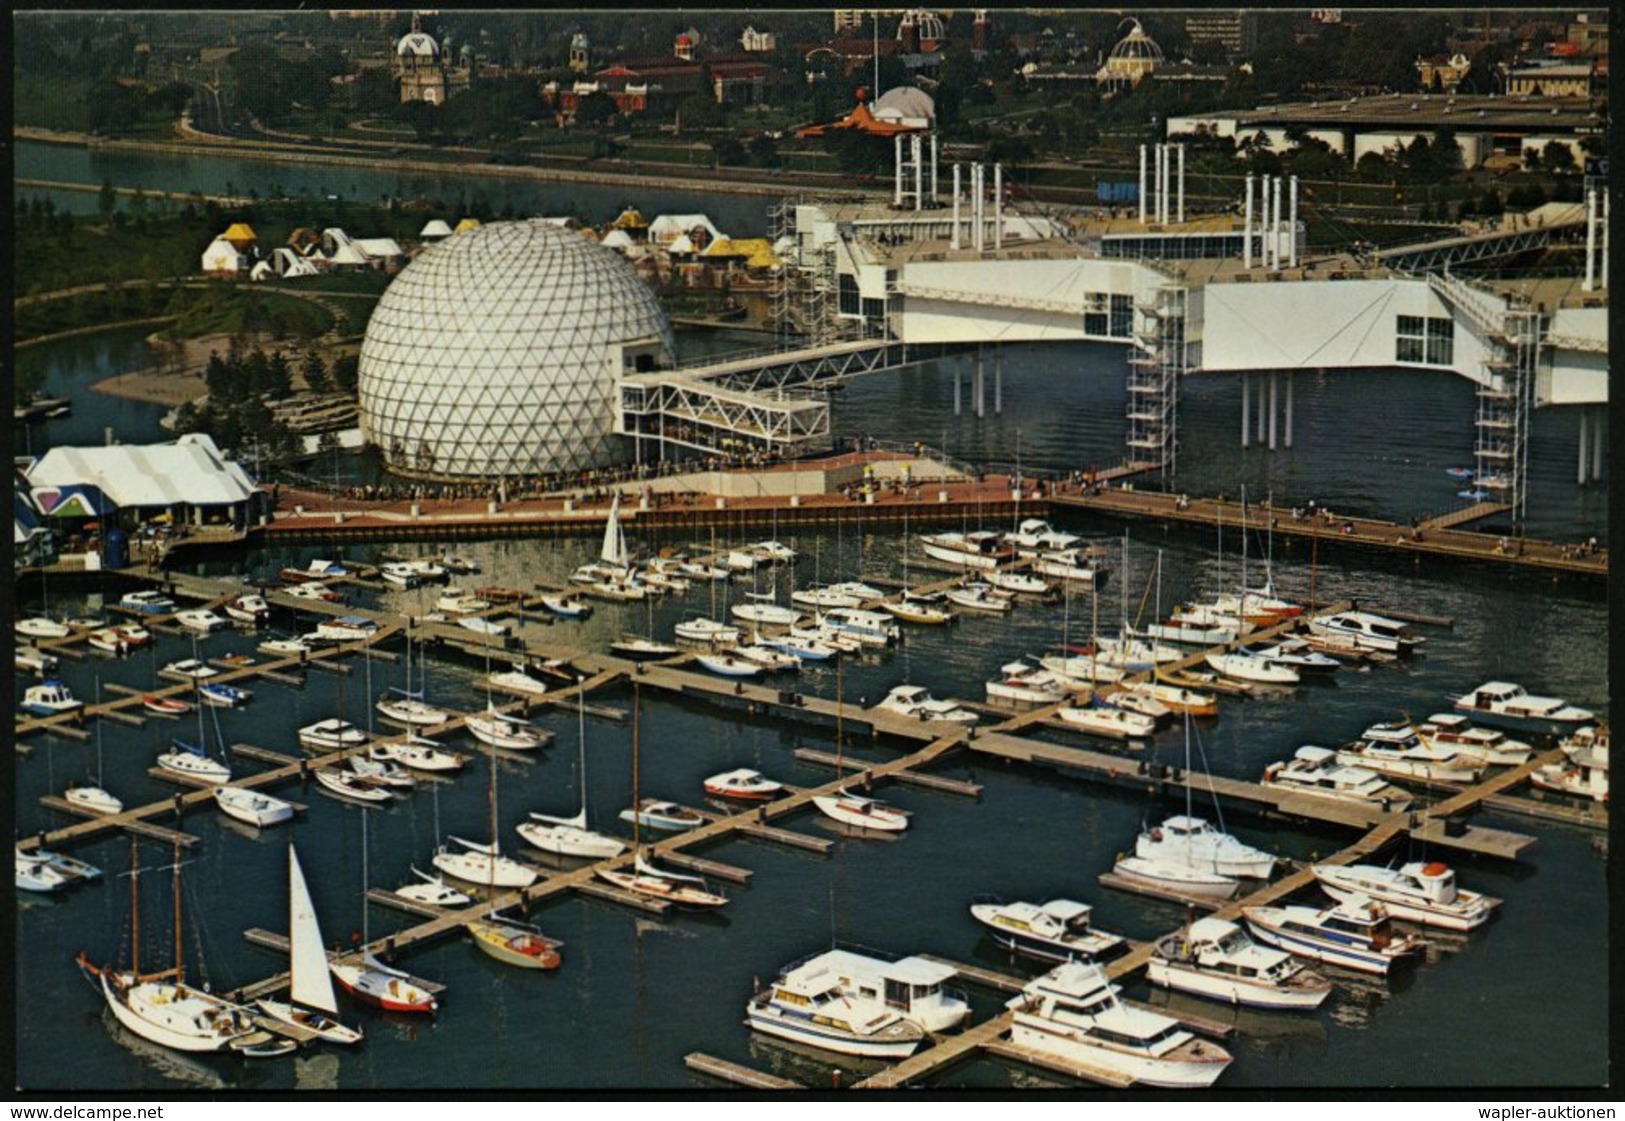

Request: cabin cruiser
left=969, top=897, right=1127, bottom=962
left=1337, top=723, right=1485, bottom=784
left=877, top=684, right=978, bottom=725
left=1307, top=610, right=1423, bottom=655
left=1135, top=815, right=1276, bottom=879
left=1002, top=518, right=1082, bottom=554
left=175, top=608, right=228, bottom=634
left=20, top=681, right=83, bottom=717
left=394, top=867, right=473, bottom=908
left=1450, top=681, right=1597, bottom=739
left=298, top=718, right=369, bottom=751
left=314, top=616, right=379, bottom=642
left=1261, top=746, right=1413, bottom=811
left=1147, top=917, right=1332, bottom=1011
left=1205, top=651, right=1299, bottom=685
left=918, top=530, right=1016, bottom=571
left=222, top=594, right=271, bottom=625
left=819, top=608, right=899, bottom=647
left=987, top=569, right=1052, bottom=596
left=1412, top=714, right=1532, bottom=767
left=1530, top=725, right=1608, bottom=801
left=986, top=661, right=1068, bottom=709
left=703, top=768, right=785, bottom=801
left=1006, top=961, right=1233, bottom=1088
left=746, top=956, right=925, bottom=1058
left=119, top=590, right=177, bottom=615
left=1312, top=860, right=1501, bottom=931
left=283, top=582, right=344, bottom=603
left=1244, top=896, right=1422, bottom=976
left=163, top=658, right=219, bottom=681
left=786, top=948, right=969, bottom=1033
left=943, top=581, right=1014, bottom=614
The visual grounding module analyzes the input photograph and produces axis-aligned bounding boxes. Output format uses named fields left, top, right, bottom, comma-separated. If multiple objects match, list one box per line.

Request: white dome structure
left=358, top=220, right=674, bottom=478
left=1099, top=19, right=1164, bottom=88
left=397, top=30, right=440, bottom=58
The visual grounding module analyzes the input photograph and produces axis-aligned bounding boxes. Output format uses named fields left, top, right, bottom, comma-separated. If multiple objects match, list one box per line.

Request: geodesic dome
left=357, top=220, right=674, bottom=479
left=1102, top=18, right=1163, bottom=84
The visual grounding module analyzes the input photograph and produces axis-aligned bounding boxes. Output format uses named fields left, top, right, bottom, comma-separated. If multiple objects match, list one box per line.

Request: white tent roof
left=329, top=243, right=370, bottom=266
left=323, top=227, right=354, bottom=248
left=202, top=237, right=243, bottom=265
left=600, top=228, right=635, bottom=250
left=666, top=233, right=696, bottom=254
left=647, top=213, right=723, bottom=245
left=352, top=237, right=405, bottom=259
left=27, top=434, right=257, bottom=509
left=250, top=260, right=275, bottom=281
left=420, top=218, right=454, bottom=238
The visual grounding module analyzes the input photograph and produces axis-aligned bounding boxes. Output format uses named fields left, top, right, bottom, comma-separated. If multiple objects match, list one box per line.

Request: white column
left=1285, top=372, right=1294, bottom=448
left=929, top=133, right=939, bottom=204
left=1177, top=143, right=1185, bottom=224
left=974, top=347, right=985, bottom=418
left=1259, top=176, right=1271, bottom=267
left=1273, top=175, right=1283, bottom=270
left=1139, top=144, right=1148, bottom=224
left=953, top=367, right=962, bottom=415
left=994, top=346, right=1003, bottom=414
left=1289, top=175, right=1299, bottom=268
left=951, top=164, right=961, bottom=250
left=893, top=134, right=904, bottom=207
left=1268, top=372, right=1279, bottom=450
left=1603, top=194, right=1610, bottom=289
left=1256, top=368, right=1267, bottom=433
left=1241, top=373, right=1251, bottom=446
left=973, top=165, right=984, bottom=253
left=1162, top=145, right=1171, bottom=224
left=994, top=163, right=1003, bottom=250
left=1583, top=187, right=1597, bottom=291
left=1591, top=405, right=1604, bottom=480
left=912, top=134, right=923, bottom=212
left=1244, top=174, right=1254, bottom=268
left=1578, top=408, right=1590, bottom=484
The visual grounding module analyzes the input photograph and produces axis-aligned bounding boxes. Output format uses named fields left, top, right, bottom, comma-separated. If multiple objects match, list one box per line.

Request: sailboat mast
left=631, top=681, right=641, bottom=850
left=171, top=832, right=182, bottom=981
left=577, top=680, right=590, bottom=825
left=129, top=839, right=140, bottom=976
left=835, top=657, right=844, bottom=784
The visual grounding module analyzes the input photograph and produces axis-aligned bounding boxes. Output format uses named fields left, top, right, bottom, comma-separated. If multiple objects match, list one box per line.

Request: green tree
left=1541, top=141, right=1576, bottom=174
left=331, top=353, right=360, bottom=394
left=301, top=350, right=332, bottom=394
left=675, top=93, right=726, bottom=132
left=98, top=178, right=117, bottom=224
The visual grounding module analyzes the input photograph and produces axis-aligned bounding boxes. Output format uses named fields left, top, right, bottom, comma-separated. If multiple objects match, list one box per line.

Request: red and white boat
left=703, top=768, right=785, bottom=801
left=142, top=694, right=191, bottom=717
left=330, top=954, right=437, bottom=1014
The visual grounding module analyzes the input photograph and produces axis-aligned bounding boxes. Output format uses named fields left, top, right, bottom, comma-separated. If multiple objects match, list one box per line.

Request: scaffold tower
left=1126, top=282, right=1187, bottom=483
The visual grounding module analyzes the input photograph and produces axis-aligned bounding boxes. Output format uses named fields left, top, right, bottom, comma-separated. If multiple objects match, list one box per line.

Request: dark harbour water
left=12, top=150, right=1611, bottom=1093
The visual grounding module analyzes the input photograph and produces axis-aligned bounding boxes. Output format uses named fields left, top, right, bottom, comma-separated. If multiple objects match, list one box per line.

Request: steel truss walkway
left=1375, top=215, right=1583, bottom=272
left=618, top=340, right=961, bottom=460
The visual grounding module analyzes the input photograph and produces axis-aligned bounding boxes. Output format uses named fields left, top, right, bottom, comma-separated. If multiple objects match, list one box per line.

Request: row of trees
left=174, top=343, right=359, bottom=465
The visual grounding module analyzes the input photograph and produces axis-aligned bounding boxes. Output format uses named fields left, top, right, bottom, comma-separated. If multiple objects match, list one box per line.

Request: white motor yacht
left=20, top=681, right=84, bottom=718
left=819, top=608, right=899, bottom=647
left=986, top=661, right=1068, bottom=708
left=1135, top=815, right=1276, bottom=879
left=788, top=948, right=969, bottom=1033
left=1147, top=917, right=1332, bottom=1011
left=1311, top=860, right=1501, bottom=931
left=702, top=768, right=786, bottom=801
left=1205, top=651, right=1299, bottom=685
left=394, top=867, right=473, bottom=908
left=1261, top=746, right=1413, bottom=811
left=1413, top=714, right=1533, bottom=766
left=1337, top=723, right=1485, bottom=784
left=746, top=958, right=924, bottom=1058
left=1112, top=854, right=1239, bottom=902
left=969, top=897, right=1126, bottom=963
left=1002, top=518, right=1082, bottom=555
left=298, top=719, right=369, bottom=751
left=174, top=609, right=228, bottom=634
left=1308, top=610, right=1423, bottom=655
left=1450, top=680, right=1596, bottom=738
left=1006, top=961, right=1233, bottom=1088
left=1244, top=896, right=1422, bottom=976
left=877, top=684, right=978, bottom=725
left=918, top=530, right=1015, bottom=570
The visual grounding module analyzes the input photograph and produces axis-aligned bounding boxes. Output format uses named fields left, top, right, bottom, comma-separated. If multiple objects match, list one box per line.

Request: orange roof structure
left=796, top=98, right=924, bottom=139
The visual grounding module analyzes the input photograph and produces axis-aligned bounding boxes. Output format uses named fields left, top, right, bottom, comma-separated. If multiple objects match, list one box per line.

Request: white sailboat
left=517, top=683, right=627, bottom=859
left=256, top=846, right=363, bottom=1045
left=65, top=677, right=123, bottom=815
left=813, top=659, right=910, bottom=832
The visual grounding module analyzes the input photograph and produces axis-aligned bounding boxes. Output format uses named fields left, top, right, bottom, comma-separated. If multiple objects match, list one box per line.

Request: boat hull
left=467, top=922, right=561, bottom=970
left=1145, top=959, right=1329, bottom=1011
left=1009, top=1016, right=1230, bottom=1089
left=746, top=1006, right=921, bottom=1058
left=1243, top=912, right=1405, bottom=976
left=329, top=962, right=436, bottom=1014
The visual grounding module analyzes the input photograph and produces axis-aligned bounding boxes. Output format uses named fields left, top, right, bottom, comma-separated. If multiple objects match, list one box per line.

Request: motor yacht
left=1312, top=860, right=1501, bottom=931
left=1135, top=815, right=1276, bottom=879
left=1147, top=917, right=1332, bottom=1011
left=175, top=608, right=229, bottom=634
left=746, top=957, right=924, bottom=1059
left=786, top=948, right=969, bottom=1033
left=877, top=684, right=978, bottom=725
left=1412, top=714, right=1533, bottom=766
left=1307, top=610, right=1423, bottom=655
left=20, top=681, right=84, bottom=717
left=1260, top=746, right=1413, bottom=811
left=986, top=661, right=1067, bottom=708
left=969, top=897, right=1127, bottom=963
left=394, top=867, right=473, bottom=908
left=1337, top=723, right=1485, bottom=784
left=1005, top=961, right=1232, bottom=1088
left=918, top=530, right=1016, bottom=570
left=1450, top=681, right=1596, bottom=738
left=1243, top=896, right=1422, bottom=976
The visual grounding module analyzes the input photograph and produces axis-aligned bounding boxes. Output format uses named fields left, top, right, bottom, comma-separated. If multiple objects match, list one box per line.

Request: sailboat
left=812, top=658, right=910, bottom=832
left=433, top=702, right=538, bottom=889
left=466, top=915, right=564, bottom=970
left=573, top=492, right=644, bottom=599
left=156, top=683, right=232, bottom=783
left=256, top=846, right=363, bottom=1045
left=595, top=683, right=728, bottom=908
left=883, top=510, right=954, bottom=625
left=517, top=683, right=627, bottom=859
left=329, top=811, right=439, bottom=1014
left=76, top=841, right=295, bottom=1057
left=376, top=627, right=448, bottom=727
left=65, top=677, right=123, bottom=815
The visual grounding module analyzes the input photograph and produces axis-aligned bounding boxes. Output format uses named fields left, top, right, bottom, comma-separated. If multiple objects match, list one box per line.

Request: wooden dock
left=684, top=1052, right=803, bottom=1090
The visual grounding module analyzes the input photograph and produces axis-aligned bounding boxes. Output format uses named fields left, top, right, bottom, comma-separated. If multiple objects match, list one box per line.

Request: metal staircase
left=1125, top=283, right=1187, bottom=483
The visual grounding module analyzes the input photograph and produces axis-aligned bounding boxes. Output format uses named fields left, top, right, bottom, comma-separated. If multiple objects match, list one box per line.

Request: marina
left=12, top=8, right=1610, bottom=1091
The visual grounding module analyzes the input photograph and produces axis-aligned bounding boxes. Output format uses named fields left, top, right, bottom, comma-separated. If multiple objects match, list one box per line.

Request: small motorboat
left=372, top=736, right=468, bottom=773
left=969, top=897, right=1127, bottom=963
left=465, top=709, right=552, bottom=751
left=283, top=582, right=345, bottom=603
left=919, top=530, right=1015, bottom=571
left=313, top=768, right=393, bottom=804
left=20, top=681, right=84, bottom=718
left=1002, top=518, right=1083, bottom=554
left=222, top=594, right=271, bottom=626
left=467, top=919, right=563, bottom=970
left=395, top=867, right=473, bottom=908
left=15, top=647, right=59, bottom=676
left=703, top=768, right=785, bottom=801
left=280, top=559, right=351, bottom=584
left=1097, top=684, right=1173, bottom=723
left=539, top=591, right=592, bottom=618
left=212, top=785, right=294, bottom=827
left=259, top=633, right=319, bottom=657
left=812, top=790, right=909, bottom=832
left=199, top=682, right=254, bottom=708
left=1055, top=703, right=1157, bottom=740
left=1111, top=854, right=1239, bottom=902
left=298, top=718, right=369, bottom=751
left=118, top=590, right=177, bottom=615
left=314, top=616, right=379, bottom=642
left=819, top=608, right=899, bottom=647
left=877, top=684, right=978, bottom=725
left=1147, top=917, right=1333, bottom=1011
left=986, top=661, right=1068, bottom=709
left=1311, top=860, right=1501, bottom=931
left=596, top=853, right=729, bottom=909
left=16, top=616, right=72, bottom=639
left=142, top=694, right=191, bottom=717
left=175, top=608, right=229, bottom=634
left=162, top=658, right=219, bottom=681
left=1135, top=815, right=1276, bottom=879
left=881, top=593, right=955, bottom=626
left=1307, top=610, right=1424, bottom=656
left=348, top=754, right=418, bottom=790
left=945, top=581, right=1015, bottom=614
left=674, top=616, right=742, bottom=645
left=87, top=628, right=133, bottom=656
left=619, top=799, right=705, bottom=832
left=1243, top=896, right=1422, bottom=976
left=436, top=553, right=480, bottom=576
left=379, top=563, right=424, bottom=588
left=16, top=850, right=72, bottom=893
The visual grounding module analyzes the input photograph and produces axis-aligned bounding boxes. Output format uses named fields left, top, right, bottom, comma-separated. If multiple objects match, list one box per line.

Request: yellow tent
left=612, top=208, right=647, bottom=229
left=222, top=222, right=257, bottom=247
left=454, top=217, right=482, bottom=234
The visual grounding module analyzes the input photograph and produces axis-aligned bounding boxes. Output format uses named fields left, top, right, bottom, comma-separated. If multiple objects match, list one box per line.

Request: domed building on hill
left=357, top=221, right=674, bottom=479
left=1097, top=18, right=1164, bottom=90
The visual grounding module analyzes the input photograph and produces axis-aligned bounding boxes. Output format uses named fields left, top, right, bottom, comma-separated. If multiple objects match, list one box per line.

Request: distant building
left=201, top=237, right=246, bottom=275
left=1097, top=19, right=1163, bottom=90
left=740, top=26, right=776, bottom=53
left=569, top=32, right=590, bottom=73
left=27, top=433, right=265, bottom=534
left=1416, top=52, right=1472, bottom=93
left=1505, top=60, right=1596, bottom=98
left=393, top=15, right=467, bottom=104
